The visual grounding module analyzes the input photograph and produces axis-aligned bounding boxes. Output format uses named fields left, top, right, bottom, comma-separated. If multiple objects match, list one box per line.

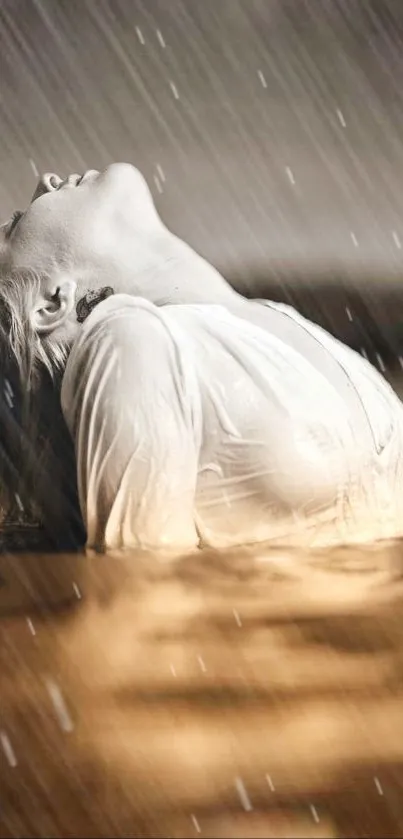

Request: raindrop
left=336, top=109, right=347, bottom=128
left=257, top=70, right=267, bottom=88
left=45, top=679, right=74, bottom=733
left=191, top=814, right=201, bottom=833
left=0, top=731, right=17, bottom=767
left=29, top=158, right=39, bottom=178
left=392, top=231, right=401, bottom=250
left=374, top=776, right=384, bottom=796
left=26, top=617, right=36, bottom=636
left=310, top=804, right=320, bottom=823
left=4, top=379, right=14, bottom=409
left=72, top=581, right=82, bottom=599
left=156, top=30, right=166, bottom=48
left=235, top=776, right=253, bottom=811
left=233, top=608, right=242, bottom=627
left=14, top=494, right=24, bottom=512
left=169, top=81, right=180, bottom=100
left=156, top=163, right=166, bottom=182
left=266, top=773, right=275, bottom=791
left=350, top=232, right=359, bottom=247
left=197, top=655, right=207, bottom=673
left=375, top=353, right=386, bottom=373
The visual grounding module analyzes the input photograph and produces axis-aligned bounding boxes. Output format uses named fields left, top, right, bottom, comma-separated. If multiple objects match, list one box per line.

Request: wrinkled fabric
left=61, top=294, right=403, bottom=552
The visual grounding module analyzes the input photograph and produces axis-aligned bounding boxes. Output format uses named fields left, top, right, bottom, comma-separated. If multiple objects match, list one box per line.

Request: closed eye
left=6, top=210, right=24, bottom=238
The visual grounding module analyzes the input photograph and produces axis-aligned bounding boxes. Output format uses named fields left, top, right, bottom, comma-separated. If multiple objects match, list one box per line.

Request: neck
left=84, top=232, right=243, bottom=308
left=127, top=252, right=241, bottom=306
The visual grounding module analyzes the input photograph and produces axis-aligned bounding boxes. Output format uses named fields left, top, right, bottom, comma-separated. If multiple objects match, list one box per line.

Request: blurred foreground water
left=2, top=539, right=403, bottom=838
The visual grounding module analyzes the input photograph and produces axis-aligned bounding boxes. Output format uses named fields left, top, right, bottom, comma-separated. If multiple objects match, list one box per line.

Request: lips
left=58, top=169, right=100, bottom=189
left=78, top=169, right=99, bottom=186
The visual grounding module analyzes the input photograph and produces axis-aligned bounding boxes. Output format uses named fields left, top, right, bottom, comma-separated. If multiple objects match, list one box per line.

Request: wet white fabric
left=61, top=293, right=403, bottom=552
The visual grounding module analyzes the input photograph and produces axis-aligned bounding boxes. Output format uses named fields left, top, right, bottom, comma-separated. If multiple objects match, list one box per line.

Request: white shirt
left=61, top=294, right=403, bottom=552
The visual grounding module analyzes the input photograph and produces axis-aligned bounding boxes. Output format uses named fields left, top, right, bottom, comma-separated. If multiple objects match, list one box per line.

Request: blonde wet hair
left=0, top=265, right=69, bottom=387
left=0, top=263, right=80, bottom=530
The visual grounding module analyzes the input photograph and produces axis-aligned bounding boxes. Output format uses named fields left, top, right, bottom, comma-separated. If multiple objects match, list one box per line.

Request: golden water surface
left=2, top=539, right=403, bottom=838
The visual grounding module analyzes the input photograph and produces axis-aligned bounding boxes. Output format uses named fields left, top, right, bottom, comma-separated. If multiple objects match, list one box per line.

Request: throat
left=131, top=255, right=241, bottom=307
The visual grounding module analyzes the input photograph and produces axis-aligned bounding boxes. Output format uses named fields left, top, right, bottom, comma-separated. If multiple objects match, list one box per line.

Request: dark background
left=2, top=0, right=403, bottom=544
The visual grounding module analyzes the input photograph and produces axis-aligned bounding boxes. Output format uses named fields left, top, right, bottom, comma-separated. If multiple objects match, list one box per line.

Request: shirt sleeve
left=61, top=295, right=200, bottom=552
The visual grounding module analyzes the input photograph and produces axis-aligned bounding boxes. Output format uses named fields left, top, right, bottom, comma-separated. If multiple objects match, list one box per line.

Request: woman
left=1, top=163, right=403, bottom=552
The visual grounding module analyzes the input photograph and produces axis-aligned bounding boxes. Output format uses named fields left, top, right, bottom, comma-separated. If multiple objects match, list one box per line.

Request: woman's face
left=0, top=163, right=163, bottom=284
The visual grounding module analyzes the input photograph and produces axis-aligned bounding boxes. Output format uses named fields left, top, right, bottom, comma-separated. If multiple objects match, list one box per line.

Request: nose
left=31, top=173, right=63, bottom=202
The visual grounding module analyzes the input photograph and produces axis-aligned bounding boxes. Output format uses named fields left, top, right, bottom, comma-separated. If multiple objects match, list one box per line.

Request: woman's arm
left=61, top=295, right=200, bottom=552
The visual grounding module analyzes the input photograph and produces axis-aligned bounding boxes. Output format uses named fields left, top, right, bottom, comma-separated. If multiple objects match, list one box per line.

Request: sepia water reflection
left=2, top=538, right=403, bottom=838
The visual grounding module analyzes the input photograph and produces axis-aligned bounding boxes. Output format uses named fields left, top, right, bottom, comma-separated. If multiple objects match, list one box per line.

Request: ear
left=31, top=278, right=77, bottom=335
